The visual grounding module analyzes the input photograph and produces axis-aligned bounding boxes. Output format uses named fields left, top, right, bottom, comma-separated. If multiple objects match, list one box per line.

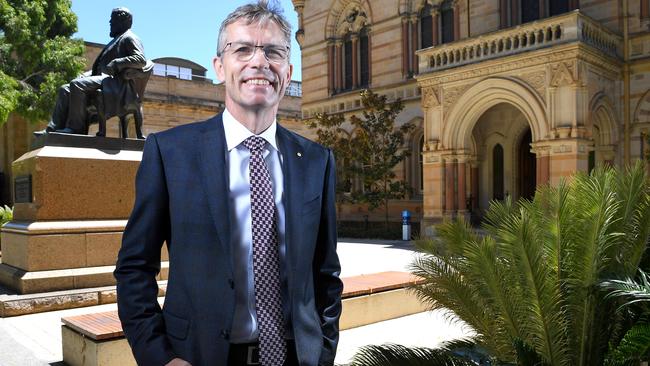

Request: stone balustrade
left=417, top=10, right=621, bottom=74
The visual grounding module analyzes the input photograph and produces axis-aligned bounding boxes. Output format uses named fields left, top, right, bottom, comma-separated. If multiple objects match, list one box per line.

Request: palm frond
left=602, top=270, right=650, bottom=310
left=349, top=342, right=480, bottom=366
left=604, top=322, right=650, bottom=366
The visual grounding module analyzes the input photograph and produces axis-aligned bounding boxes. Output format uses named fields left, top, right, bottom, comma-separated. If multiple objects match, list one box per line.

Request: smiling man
left=113, top=1, right=343, bottom=366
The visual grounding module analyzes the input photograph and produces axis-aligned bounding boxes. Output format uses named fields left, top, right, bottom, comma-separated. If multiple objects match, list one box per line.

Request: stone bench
left=61, top=271, right=426, bottom=366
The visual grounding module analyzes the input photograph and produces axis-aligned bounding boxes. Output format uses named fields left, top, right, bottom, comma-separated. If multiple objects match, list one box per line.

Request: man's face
left=109, top=13, right=128, bottom=37
left=213, top=20, right=293, bottom=116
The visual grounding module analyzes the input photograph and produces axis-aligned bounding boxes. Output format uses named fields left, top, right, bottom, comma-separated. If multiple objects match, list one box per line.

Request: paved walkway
left=0, top=239, right=472, bottom=366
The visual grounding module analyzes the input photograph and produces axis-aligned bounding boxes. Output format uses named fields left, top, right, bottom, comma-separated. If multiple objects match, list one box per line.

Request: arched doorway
left=517, top=129, right=536, bottom=200
left=471, top=103, right=535, bottom=211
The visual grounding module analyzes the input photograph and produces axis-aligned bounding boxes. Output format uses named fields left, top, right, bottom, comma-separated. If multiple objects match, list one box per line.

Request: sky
left=70, top=0, right=302, bottom=82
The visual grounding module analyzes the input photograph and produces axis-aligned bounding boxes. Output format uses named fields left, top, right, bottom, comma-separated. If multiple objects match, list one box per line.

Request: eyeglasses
left=220, top=42, right=289, bottom=63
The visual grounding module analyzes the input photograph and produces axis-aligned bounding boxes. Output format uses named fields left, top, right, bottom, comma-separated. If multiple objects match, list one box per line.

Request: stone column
left=431, top=7, right=439, bottom=46
left=410, top=17, right=419, bottom=75
left=470, top=161, right=479, bottom=211
left=453, top=0, right=460, bottom=41
left=546, top=139, right=590, bottom=185
left=351, top=33, right=359, bottom=89
left=327, top=41, right=334, bottom=94
left=402, top=17, right=409, bottom=78
left=422, top=149, right=446, bottom=228
left=532, top=143, right=550, bottom=186
left=445, top=157, right=457, bottom=216
left=457, top=156, right=467, bottom=213
left=335, top=40, right=343, bottom=92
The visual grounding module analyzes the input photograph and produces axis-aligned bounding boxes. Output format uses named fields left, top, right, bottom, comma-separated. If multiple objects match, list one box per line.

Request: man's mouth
left=245, top=79, right=271, bottom=85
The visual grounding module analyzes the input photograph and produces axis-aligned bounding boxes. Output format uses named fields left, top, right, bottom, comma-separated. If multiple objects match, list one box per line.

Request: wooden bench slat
left=61, top=271, right=423, bottom=341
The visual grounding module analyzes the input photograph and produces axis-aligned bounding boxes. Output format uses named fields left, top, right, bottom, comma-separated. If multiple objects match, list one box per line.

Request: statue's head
left=110, top=7, right=132, bottom=37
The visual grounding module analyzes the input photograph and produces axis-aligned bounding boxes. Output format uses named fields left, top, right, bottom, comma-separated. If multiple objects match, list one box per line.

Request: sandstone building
left=293, top=0, right=650, bottom=226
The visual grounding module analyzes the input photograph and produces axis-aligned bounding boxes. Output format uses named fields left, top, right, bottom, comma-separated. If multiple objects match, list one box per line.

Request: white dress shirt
left=222, top=109, right=291, bottom=343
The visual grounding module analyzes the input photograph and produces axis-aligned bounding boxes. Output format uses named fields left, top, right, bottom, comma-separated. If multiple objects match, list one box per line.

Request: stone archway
left=421, top=77, right=550, bottom=220
left=443, top=77, right=548, bottom=150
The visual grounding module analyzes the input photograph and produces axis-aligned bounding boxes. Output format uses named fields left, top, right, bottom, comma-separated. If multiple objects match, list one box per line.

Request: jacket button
left=228, top=279, right=234, bottom=289
left=220, top=330, right=230, bottom=339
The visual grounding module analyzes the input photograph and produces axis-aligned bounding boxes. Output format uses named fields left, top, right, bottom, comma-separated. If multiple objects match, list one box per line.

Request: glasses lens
left=231, top=43, right=255, bottom=61
left=264, top=46, right=287, bottom=62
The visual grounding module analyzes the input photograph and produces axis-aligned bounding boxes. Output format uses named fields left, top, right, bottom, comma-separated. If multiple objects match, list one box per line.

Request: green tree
left=350, top=90, right=415, bottom=227
left=351, top=163, right=650, bottom=366
left=0, top=0, right=85, bottom=125
left=305, top=111, right=355, bottom=211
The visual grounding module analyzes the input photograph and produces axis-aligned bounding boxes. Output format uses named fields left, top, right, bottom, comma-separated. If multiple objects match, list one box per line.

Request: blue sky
left=71, top=0, right=302, bottom=82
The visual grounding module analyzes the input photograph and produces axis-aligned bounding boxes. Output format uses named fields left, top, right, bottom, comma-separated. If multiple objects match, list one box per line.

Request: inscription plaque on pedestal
left=14, top=175, right=32, bottom=203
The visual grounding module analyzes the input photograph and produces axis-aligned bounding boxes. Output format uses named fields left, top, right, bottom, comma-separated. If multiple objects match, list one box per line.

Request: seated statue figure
left=35, top=7, right=146, bottom=136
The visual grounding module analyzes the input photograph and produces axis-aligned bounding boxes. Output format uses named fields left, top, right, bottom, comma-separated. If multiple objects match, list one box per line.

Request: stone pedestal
left=0, top=134, right=168, bottom=295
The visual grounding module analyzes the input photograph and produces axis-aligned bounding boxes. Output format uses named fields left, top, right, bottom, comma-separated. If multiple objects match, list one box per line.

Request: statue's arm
left=108, top=35, right=146, bottom=74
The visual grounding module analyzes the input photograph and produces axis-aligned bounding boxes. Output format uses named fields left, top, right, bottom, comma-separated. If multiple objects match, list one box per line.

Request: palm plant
left=600, top=270, right=650, bottom=365
left=350, top=163, right=650, bottom=366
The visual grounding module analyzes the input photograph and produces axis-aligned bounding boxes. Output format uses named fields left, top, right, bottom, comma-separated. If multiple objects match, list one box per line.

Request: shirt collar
left=222, top=108, right=278, bottom=152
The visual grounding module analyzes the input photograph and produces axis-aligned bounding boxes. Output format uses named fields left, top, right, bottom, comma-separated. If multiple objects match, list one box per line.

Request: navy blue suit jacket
left=114, top=114, right=343, bottom=366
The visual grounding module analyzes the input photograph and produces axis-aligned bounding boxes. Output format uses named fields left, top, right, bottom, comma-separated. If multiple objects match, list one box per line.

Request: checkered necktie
left=243, top=136, right=287, bottom=365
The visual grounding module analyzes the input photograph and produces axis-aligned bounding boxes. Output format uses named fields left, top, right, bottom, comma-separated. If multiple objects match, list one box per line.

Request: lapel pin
left=297, top=152, right=302, bottom=157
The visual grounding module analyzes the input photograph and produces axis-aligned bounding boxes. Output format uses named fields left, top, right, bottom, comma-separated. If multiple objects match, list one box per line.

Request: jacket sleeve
left=114, top=134, right=177, bottom=366
left=109, top=33, right=146, bottom=74
left=314, top=149, right=344, bottom=366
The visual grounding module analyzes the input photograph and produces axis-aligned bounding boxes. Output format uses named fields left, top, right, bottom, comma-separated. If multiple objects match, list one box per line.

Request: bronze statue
left=35, top=7, right=150, bottom=139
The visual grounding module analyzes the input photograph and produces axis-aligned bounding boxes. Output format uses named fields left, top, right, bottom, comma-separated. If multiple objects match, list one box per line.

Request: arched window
left=359, top=27, right=370, bottom=88
left=327, top=7, right=371, bottom=94
left=493, top=144, right=504, bottom=200
left=344, top=33, right=353, bottom=90
left=420, top=4, right=434, bottom=49
left=441, top=0, right=455, bottom=45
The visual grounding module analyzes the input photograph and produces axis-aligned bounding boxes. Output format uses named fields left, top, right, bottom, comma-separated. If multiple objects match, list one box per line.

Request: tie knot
left=243, top=136, right=266, bottom=153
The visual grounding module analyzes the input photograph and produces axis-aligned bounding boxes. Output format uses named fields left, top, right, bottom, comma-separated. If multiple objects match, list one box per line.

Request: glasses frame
left=220, top=42, right=290, bottom=64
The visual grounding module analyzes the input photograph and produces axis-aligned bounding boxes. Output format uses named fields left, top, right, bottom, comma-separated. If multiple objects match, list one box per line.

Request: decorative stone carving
left=520, top=71, right=547, bottom=102
left=443, top=83, right=471, bottom=116
left=550, top=61, right=577, bottom=87
left=421, top=86, right=440, bottom=108
left=634, top=89, right=650, bottom=124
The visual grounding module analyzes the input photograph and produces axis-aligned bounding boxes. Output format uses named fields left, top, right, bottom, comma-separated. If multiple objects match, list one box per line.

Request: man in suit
left=36, top=7, right=145, bottom=135
left=114, top=2, right=343, bottom=366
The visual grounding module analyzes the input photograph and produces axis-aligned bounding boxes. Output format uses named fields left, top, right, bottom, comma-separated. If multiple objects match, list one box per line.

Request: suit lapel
left=277, top=125, right=306, bottom=273
left=198, top=115, right=232, bottom=260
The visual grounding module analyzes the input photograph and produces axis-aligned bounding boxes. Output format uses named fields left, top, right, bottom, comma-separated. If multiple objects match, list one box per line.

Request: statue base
left=0, top=136, right=167, bottom=312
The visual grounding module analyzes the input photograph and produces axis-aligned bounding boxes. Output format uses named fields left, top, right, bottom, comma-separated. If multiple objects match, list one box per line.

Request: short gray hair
left=216, top=0, right=292, bottom=58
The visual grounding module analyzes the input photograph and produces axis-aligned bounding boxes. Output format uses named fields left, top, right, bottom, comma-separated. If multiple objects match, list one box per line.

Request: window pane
left=179, top=67, right=192, bottom=80
left=549, top=0, right=569, bottom=16
left=521, top=0, right=540, bottom=23
left=166, top=65, right=180, bottom=78
left=153, top=63, right=166, bottom=76
left=420, top=14, right=433, bottom=49
left=441, top=8, right=454, bottom=44
left=344, top=38, right=353, bottom=90
left=493, top=144, right=504, bottom=200
left=360, top=32, right=369, bottom=87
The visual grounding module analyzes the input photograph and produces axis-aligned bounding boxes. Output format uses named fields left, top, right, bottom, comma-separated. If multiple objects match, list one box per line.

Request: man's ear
left=213, top=56, right=225, bottom=82
left=286, top=63, right=293, bottom=83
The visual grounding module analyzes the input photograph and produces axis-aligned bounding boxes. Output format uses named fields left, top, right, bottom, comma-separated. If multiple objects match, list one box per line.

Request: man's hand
left=105, top=60, right=119, bottom=76
left=165, top=358, right=191, bottom=366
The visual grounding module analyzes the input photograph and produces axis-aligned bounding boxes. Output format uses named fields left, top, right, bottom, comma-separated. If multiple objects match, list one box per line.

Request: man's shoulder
left=278, top=124, right=330, bottom=156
